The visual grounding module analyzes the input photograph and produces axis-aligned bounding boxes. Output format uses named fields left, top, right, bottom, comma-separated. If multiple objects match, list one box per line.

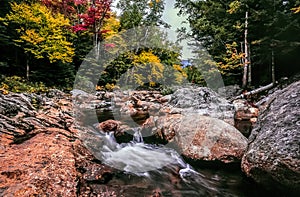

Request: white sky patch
left=111, top=0, right=121, bottom=15
left=111, top=0, right=192, bottom=60
left=162, top=0, right=191, bottom=60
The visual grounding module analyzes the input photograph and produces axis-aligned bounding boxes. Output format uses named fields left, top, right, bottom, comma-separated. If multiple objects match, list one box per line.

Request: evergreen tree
left=117, top=0, right=169, bottom=29
left=175, top=0, right=300, bottom=85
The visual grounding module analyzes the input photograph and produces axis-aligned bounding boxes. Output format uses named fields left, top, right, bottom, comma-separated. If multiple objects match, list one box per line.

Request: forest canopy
left=0, top=0, right=299, bottom=91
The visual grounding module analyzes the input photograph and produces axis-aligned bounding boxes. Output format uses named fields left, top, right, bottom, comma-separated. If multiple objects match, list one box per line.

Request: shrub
left=0, top=76, right=49, bottom=94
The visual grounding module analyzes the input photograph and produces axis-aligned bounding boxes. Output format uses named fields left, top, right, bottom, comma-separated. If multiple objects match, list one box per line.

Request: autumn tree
left=41, top=0, right=113, bottom=69
left=230, top=0, right=300, bottom=86
left=71, top=0, right=112, bottom=47
left=93, top=24, right=184, bottom=90
left=2, top=2, right=75, bottom=80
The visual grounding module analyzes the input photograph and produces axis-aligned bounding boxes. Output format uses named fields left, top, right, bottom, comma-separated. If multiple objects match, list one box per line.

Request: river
left=78, top=108, right=269, bottom=196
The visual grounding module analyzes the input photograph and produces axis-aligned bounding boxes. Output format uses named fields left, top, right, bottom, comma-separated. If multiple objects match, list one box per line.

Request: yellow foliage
left=1, top=76, right=49, bottom=93
left=217, top=42, right=243, bottom=75
left=133, top=73, right=146, bottom=86
left=124, top=51, right=165, bottom=86
left=149, top=0, right=161, bottom=8
left=149, top=81, right=156, bottom=87
left=227, top=1, right=242, bottom=14
left=133, top=51, right=161, bottom=64
left=172, top=64, right=187, bottom=83
left=102, top=14, right=121, bottom=39
left=96, top=83, right=119, bottom=91
left=173, top=64, right=182, bottom=71
left=0, top=83, right=9, bottom=95
left=105, top=83, right=118, bottom=91
left=3, top=2, right=74, bottom=63
left=291, top=6, right=300, bottom=13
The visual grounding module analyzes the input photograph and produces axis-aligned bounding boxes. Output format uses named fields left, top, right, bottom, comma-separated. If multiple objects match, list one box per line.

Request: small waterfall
left=94, top=126, right=199, bottom=177
left=132, top=127, right=143, bottom=143
left=80, top=124, right=255, bottom=196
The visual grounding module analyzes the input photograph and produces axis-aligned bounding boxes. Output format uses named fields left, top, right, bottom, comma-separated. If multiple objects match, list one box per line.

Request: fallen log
left=230, top=83, right=274, bottom=102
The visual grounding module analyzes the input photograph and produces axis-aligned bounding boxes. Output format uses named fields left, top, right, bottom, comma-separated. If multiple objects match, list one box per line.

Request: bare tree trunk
left=240, top=41, right=244, bottom=64
left=248, top=43, right=252, bottom=86
left=93, top=0, right=110, bottom=59
left=242, top=11, right=249, bottom=88
left=271, top=49, right=275, bottom=84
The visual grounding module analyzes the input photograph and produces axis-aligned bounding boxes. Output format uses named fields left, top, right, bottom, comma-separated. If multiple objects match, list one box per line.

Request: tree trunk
left=242, top=11, right=249, bottom=88
left=248, top=43, right=252, bottom=86
left=26, top=56, right=29, bottom=81
left=271, top=49, right=275, bottom=84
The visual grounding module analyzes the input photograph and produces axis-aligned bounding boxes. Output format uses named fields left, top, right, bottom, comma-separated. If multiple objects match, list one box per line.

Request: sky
left=111, top=0, right=192, bottom=60
left=162, top=0, right=191, bottom=59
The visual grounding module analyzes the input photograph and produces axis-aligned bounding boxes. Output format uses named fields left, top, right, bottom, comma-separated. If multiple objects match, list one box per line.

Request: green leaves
left=176, top=0, right=300, bottom=85
left=118, top=0, right=169, bottom=29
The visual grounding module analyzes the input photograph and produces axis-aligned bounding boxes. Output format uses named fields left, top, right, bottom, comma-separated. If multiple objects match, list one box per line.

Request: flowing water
left=80, top=109, right=268, bottom=196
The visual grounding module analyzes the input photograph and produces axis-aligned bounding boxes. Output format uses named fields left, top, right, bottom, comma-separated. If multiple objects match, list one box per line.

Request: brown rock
left=156, top=114, right=182, bottom=141
left=142, top=116, right=156, bottom=129
left=159, top=95, right=171, bottom=103
left=177, top=116, right=247, bottom=163
left=98, top=119, right=120, bottom=132
left=155, top=114, right=248, bottom=163
left=233, top=99, right=259, bottom=137
left=0, top=92, right=116, bottom=196
left=0, top=131, right=78, bottom=196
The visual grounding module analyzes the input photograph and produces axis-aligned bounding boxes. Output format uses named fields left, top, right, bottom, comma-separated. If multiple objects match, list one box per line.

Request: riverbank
left=0, top=80, right=299, bottom=196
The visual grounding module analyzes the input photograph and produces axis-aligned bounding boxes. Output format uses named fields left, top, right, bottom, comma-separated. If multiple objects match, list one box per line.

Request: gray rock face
left=242, top=81, right=300, bottom=192
left=168, top=87, right=235, bottom=125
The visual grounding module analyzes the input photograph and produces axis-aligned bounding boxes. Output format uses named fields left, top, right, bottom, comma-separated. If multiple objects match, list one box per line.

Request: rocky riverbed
left=0, top=81, right=299, bottom=196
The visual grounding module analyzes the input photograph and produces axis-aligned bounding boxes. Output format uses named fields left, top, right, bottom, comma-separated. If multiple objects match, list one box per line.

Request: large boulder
left=155, top=114, right=248, bottom=163
left=167, top=86, right=235, bottom=125
left=241, top=81, right=300, bottom=193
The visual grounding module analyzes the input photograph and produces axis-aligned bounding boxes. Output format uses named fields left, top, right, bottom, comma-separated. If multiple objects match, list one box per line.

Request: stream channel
left=79, top=108, right=269, bottom=196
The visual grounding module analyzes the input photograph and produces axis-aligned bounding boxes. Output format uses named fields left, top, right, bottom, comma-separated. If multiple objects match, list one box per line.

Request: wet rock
left=107, top=88, right=246, bottom=163
left=98, top=120, right=120, bottom=132
left=242, top=81, right=300, bottom=193
left=113, top=91, right=164, bottom=126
